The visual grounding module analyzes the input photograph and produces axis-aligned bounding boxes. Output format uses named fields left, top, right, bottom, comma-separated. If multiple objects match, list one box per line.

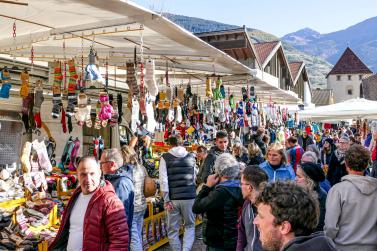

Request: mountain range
left=282, top=16, right=377, bottom=73
left=166, top=14, right=332, bottom=89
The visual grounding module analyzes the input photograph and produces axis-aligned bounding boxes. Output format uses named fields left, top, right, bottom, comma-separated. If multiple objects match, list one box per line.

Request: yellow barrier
left=0, top=198, right=26, bottom=209
left=143, top=201, right=202, bottom=251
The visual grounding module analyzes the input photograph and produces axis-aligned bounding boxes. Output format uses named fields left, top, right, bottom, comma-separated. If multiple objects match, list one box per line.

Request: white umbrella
left=299, top=98, right=377, bottom=121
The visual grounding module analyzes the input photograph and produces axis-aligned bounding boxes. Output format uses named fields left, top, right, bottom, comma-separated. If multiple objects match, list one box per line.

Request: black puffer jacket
left=192, top=180, right=244, bottom=250
left=198, top=146, right=228, bottom=184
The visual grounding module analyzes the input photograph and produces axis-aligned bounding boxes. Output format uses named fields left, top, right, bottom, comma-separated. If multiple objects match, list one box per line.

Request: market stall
left=298, top=98, right=377, bottom=121
left=0, top=0, right=302, bottom=250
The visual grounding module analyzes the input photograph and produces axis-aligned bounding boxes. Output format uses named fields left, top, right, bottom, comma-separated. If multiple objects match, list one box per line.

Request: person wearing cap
left=298, top=130, right=314, bottom=151
left=296, top=162, right=327, bottom=231
left=325, top=144, right=377, bottom=251
left=193, top=153, right=244, bottom=251
left=327, top=135, right=350, bottom=186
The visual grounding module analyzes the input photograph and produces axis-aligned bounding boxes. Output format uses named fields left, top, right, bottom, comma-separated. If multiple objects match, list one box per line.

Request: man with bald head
left=49, top=156, right=129, bottom=251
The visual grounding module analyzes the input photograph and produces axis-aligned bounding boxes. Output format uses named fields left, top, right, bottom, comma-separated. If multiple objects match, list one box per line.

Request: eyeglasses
left=240, top=182, right=252, bottom=187
left=99, top=161, right=113, bottom=166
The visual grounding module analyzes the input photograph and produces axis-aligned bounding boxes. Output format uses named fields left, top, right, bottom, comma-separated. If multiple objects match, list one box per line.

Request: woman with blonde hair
left=259, top=143, right=295, bottom=182
left=247, top=142, right=264, bottom=165
left=121, top=145, right=146, bottom=251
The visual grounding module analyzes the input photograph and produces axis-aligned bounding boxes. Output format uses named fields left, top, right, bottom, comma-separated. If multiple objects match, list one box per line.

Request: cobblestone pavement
left=156, top=225, right=206, bottom=251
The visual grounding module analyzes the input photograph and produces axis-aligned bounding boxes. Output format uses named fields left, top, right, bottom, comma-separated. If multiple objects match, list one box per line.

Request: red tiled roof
left=327, top=47, right=372, bottom=77
left=253, top=41, right=280, bottom=66
left=361, top=74, right=377, bottom=101
left=289, top=61, right=304, bottom=83
left=311, top=89, right=334, bottom=106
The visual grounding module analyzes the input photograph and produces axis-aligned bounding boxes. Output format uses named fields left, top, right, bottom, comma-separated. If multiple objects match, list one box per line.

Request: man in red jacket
left=49, top=156, right=129, bottom=251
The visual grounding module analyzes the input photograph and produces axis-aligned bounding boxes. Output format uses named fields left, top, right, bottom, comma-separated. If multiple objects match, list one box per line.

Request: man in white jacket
left=325, top=144, right=377, bottom=251
left=159, top=134, right=197, bottom=251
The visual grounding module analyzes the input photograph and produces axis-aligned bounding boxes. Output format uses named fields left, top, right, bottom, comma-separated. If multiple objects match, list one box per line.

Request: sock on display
left=0, top=67, right=11, bottom=98
left=220, top=84, right=225, bottom=99
left=126, top=62, right=139, bottom=97
left=32, top=140, right=52, bottom=172
left=20, top=69, right=30, bottom=98
left=0, top=83, right=11, bottom=98
left=109, top=99, right=119, bottom=127
left=131, top=97, right=140, bottom=133
left=205, top=77, right=213, bottom=98
left=94, top=102, right=102, bottom=130
left=186, top=83, right=192, bottom=98
left=75, top=92, right=91, bottom=127
left=146, top=95, right=156, bottom=133
left=51, top=62, right=63, bottom=118
left=21, top=142, right=32, bottom=173
left=117, top=93, right=123, bottom=123
left=145, top=59, right=158, bottom=97
left=177, top=86, right=184, bottom=102
left=21, top=94, right=33, bottom=132
left=61, top=108, right=67, bottom=133
left=33, top=81, right=44, bottom=128
left=66, top=60, right=78, bottom=117
left=67, top=117, right=73, bottom=133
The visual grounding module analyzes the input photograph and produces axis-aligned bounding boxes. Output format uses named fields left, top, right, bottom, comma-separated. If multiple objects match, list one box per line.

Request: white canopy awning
left=0, top=0, right=300, bottom=103
left=298, top=98, right=377, bottom=121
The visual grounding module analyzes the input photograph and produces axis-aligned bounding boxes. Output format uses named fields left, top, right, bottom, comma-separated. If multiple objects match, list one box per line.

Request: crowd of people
left=48, top=125, right=377, bottom=251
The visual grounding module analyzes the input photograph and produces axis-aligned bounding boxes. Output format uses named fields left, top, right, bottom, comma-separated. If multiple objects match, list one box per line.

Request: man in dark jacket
left=49, top=156, right=129, bottom=251
left=253, top=181, right=337, bottom=251
left=100, top=148, right=134, bottom=232
left=298, top=131, right=314, bottom=151
left=159, top=135, right=197, bottom=251
left=199, top=130, right=229, bottom=184
left=237, top=165, right=268, bottom=251
left=193, top=153, right=244, bottom=251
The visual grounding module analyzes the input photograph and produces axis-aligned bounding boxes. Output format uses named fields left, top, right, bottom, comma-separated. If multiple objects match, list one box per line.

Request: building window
left=347, top=88, right=353, bottom=95
left=348, top=75, right=352, bottom=80
left=359, top=75, right=363, bottom=80
left=337, top=75, right=341, bottom=81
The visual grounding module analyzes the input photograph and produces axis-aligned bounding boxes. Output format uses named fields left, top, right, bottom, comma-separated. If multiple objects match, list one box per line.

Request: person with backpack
left=286, top=136, right=304, bottom=173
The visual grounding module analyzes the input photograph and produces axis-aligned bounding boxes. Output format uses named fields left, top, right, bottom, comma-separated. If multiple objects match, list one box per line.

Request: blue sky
left=133, top=0, right=377, bottom=37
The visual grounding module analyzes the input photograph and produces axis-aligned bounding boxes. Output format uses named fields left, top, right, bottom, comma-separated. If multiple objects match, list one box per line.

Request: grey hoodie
left=324, top=174, right=377, bottom=251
